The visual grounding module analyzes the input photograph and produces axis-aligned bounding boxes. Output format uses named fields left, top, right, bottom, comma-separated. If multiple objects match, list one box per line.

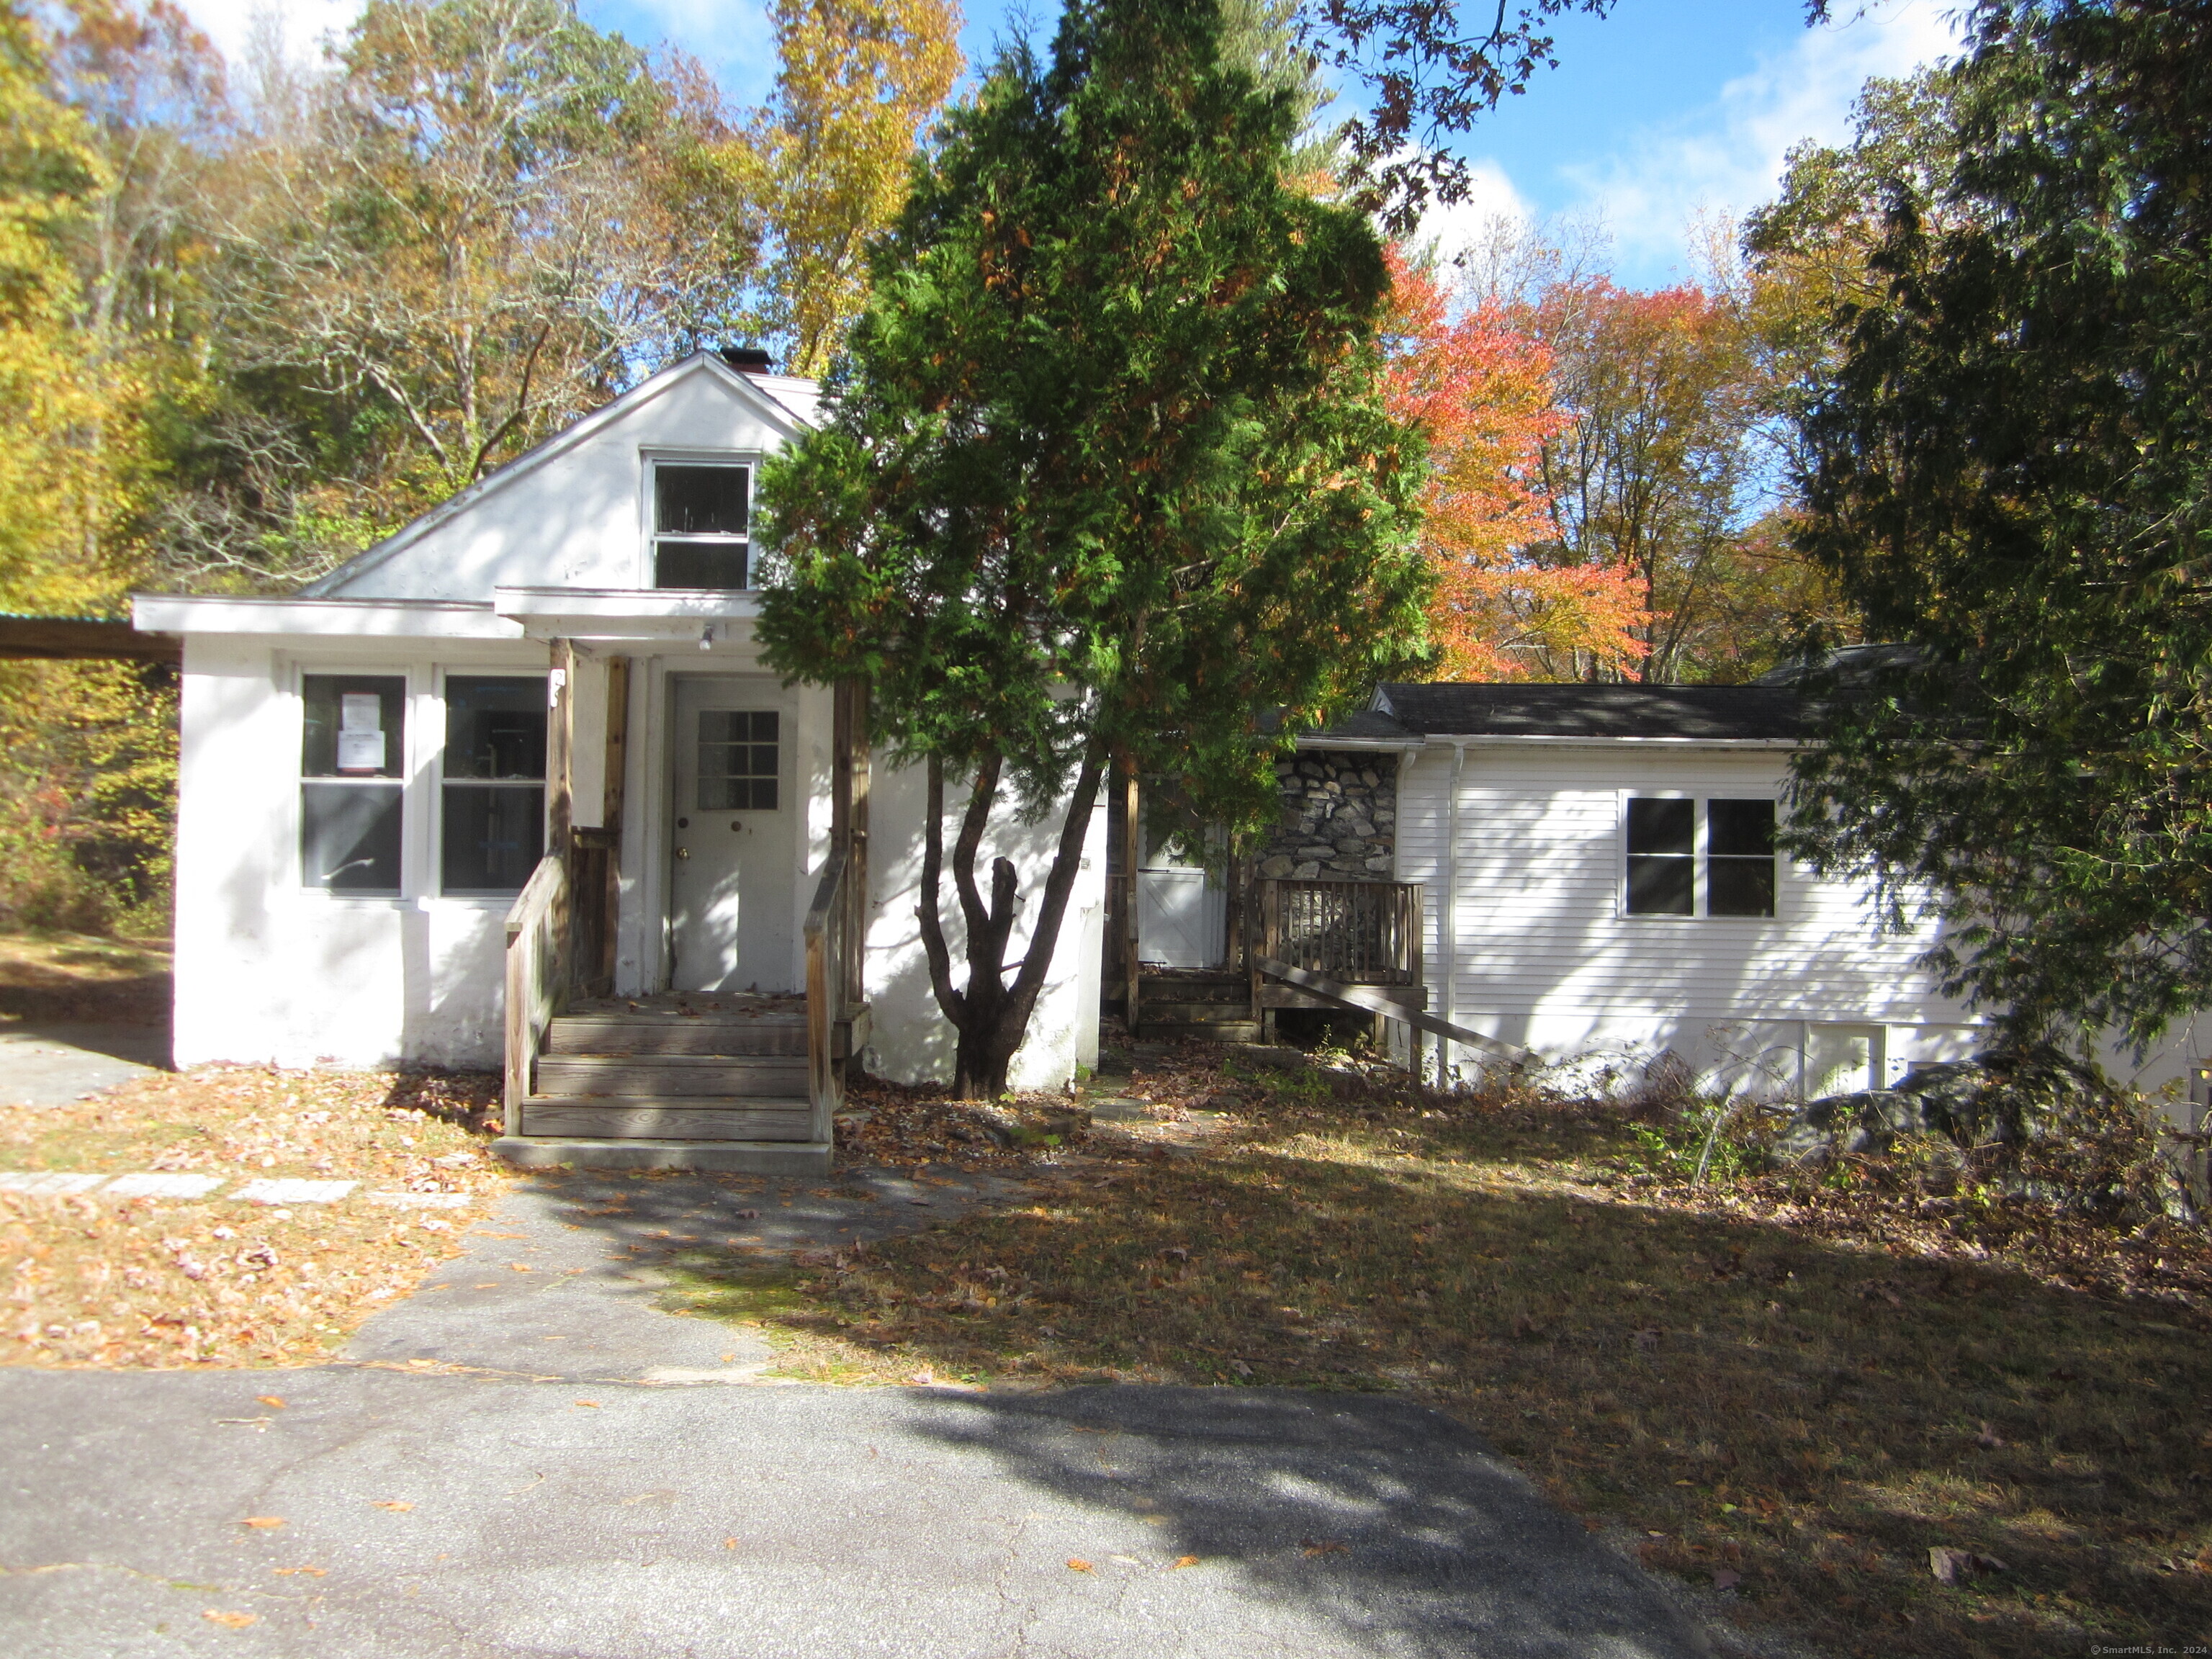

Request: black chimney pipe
left=719, top=346, right=773, bottom=374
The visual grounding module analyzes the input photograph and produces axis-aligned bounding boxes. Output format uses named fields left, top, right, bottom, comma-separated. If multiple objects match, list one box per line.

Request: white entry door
left=1136, top=822, right=1226, bottom=968
left=669, top=678, right=795, bottom=992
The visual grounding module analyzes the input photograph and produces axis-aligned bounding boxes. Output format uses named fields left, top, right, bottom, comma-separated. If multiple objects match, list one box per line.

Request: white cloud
left=1414, top=158, right=1534, bottom=257
left=1555, top=0, right=1965, bottom=276
left=175, top=1, right=361, bottom=71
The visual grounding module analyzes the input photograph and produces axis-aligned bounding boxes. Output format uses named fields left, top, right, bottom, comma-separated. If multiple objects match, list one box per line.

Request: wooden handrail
left=503, top=853, right=571, bottom=1135
left=804, top=846, right=851, bottom=1146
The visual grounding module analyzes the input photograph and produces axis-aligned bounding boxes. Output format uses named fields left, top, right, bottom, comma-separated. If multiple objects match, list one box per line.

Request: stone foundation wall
left=1256, top=751, right=1396, bottom=880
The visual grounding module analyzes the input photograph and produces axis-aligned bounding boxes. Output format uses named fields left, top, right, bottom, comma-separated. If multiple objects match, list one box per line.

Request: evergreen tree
left=1784, top=0, right=2212, bottom=1051
left=757, top=0, right=1428, bottom=1095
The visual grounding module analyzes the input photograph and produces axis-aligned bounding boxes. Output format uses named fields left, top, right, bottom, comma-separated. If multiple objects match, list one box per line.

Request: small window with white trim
left=651, top=461, right=750, bottom=589
left=1625, top=796, right=1776, bottom=918
left=301, top=673, right=405, bottom=894
left=440, top=675, right=547, bottom=894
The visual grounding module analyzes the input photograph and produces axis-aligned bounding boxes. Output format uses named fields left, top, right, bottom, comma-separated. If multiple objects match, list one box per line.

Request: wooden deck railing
left=502, top=853, right=570, bottom=1134
left=1254, top=878, right=1422, bottom=986
left=803, top=846, right=855, bottom=1145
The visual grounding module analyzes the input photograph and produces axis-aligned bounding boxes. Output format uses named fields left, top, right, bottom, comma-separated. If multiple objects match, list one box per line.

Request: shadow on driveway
left=902, top=1382, right=1710, bottom=1659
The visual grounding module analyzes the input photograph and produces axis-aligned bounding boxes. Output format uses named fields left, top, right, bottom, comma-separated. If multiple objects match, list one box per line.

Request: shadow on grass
left=732, top=1115, right=2212, bottom=1659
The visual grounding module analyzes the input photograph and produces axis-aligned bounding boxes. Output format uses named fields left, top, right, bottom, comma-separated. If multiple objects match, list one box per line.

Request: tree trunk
left=917, top=745, right=1108, bottom=1098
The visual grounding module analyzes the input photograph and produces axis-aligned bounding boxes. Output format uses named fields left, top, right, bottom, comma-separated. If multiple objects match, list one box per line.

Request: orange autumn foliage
left=1384, top=248, right=1649, bottom=680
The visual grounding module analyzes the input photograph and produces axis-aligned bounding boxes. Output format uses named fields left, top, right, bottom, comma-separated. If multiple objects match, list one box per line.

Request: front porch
left=491, top=612, right=872, bottom=1174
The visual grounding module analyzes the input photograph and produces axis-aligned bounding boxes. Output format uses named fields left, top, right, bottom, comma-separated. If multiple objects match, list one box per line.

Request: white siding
left=320, top=360, right=801, bottom=603
left=1397, top=739, right=2205, bottom=1100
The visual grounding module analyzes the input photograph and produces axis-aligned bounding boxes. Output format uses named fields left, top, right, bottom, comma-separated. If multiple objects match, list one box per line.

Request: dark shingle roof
left=1304, top=682, right=1808, bottom=742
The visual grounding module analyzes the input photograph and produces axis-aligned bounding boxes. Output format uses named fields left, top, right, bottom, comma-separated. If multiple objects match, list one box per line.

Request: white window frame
left=640, top=451, right=755, bottom=590
left=290, top=660, right=418, bottom=905
left=1617, top=791, right=1781, bottom=922
left=431, top=667, right=552, bottom=902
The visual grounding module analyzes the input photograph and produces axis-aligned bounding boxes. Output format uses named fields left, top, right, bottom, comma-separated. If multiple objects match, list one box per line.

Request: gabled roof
left=301, top=351, right=817, bottom=600
left=1301, top=682, right=1810, bottom=744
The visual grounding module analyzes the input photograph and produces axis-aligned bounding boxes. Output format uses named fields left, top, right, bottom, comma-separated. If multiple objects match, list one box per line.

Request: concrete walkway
left=0, top=1173, right=1718, bottom=1657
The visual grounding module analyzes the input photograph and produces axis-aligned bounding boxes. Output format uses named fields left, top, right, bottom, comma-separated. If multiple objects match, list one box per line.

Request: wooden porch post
left=547, top=639, right=575, bottom=858
left=598, top=655, right=630, bottom=992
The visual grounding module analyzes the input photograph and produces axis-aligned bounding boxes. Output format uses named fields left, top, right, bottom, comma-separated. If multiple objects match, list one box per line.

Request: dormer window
left=652, top=462, right=750, bottom=589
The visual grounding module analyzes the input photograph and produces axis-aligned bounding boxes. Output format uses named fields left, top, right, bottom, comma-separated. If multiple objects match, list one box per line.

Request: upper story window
left=652, top=462, right=750, bottom=590
left=301, top=673, right=405, bottom=894
left=1625, top=796, right=1776, bottom=918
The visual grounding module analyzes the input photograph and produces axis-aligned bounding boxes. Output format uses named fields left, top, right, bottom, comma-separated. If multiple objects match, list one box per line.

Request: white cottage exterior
left=1124, top=681, right=2207, bottom=1110
left=135, top=349, right=1105, bottom=1174
left=130, top=346, right=2202, bottom=1169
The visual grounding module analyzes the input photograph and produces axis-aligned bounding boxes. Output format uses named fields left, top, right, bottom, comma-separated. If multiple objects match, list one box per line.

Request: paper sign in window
left=337, top=694, right=386, bottom=773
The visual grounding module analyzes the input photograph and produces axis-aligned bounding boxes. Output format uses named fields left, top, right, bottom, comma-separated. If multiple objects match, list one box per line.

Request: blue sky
left=182, top=1, right=1966, bottom=288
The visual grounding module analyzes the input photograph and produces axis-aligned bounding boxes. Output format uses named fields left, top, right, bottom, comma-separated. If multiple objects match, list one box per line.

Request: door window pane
left=302, top=674, right=405, bottom=893
left=698, top=710, right=778, bottom=811
left=1626, top=797, right=1694, bottom=915
left=441, top=675, right=546, bottom=894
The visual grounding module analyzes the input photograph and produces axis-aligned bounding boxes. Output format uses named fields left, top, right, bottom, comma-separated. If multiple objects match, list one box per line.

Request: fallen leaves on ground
left=201, top=1610, right=256, bottom=1628
left=2, top=1065, right=505, bottom=1368
left=661, top=1046, right=2212, bottom=1659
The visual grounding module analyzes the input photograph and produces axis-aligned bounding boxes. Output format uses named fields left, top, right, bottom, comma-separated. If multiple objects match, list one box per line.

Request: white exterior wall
left=162, top=355, right=1104, bottom=1086
left=1395, top=738, right=2206, bottom=1102
left=320, top=361, right=804, bottom=602
left=173, top=632, right=555, bottom=1070
left=860, top=762, right=1107, bottom=1092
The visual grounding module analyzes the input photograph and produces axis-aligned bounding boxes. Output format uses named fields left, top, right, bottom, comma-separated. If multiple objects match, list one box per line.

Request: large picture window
left=1625, top=796, right=1776, bottom=918
left=301, top=674, right=405, bottom=894
left=652, top=462, right=750, bottom=590
left=441, top=676, right=547, bottom=894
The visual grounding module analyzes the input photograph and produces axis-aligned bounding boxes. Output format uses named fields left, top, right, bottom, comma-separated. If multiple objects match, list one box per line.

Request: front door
left=668, top=678, right=794, bottom=992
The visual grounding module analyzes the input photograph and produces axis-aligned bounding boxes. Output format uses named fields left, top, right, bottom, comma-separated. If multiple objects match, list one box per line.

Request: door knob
left=675, top=847, right=690, bottom=860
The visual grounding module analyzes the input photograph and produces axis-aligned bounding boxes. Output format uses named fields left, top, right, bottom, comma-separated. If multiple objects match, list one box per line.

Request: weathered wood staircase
left=527, top=998, right=812, bottom=1141
left=498, top=994, right=863, bottom=1174
left=492, top=670, right=871, bottom=1176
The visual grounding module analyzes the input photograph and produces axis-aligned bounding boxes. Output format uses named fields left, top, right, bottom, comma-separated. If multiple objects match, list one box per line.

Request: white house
left=131, top=346, right=2202, bottom=1174
left=134, top=349, right=1105, bottom=1175
left=1127, top=681, right=2208, bottom=1110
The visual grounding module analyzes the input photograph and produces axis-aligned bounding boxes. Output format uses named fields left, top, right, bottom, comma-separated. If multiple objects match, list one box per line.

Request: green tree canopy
left=1781, top=0, right=2212, bottom=1052
left=757, top=0, right=1429, bottom=1094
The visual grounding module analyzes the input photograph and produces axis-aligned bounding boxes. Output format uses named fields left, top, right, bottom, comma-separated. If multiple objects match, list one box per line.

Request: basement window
left=1625, top=796, right=1776, bottom=918
left=441, top=675, right=547, bottom=895
left=652, top=462, right=750, bottom=590
left=301, top=674, right=405, bottom=894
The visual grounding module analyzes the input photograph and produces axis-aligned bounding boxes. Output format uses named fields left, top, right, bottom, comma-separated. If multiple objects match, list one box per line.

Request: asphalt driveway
left=0, top=1180, right=1716, bottom=1658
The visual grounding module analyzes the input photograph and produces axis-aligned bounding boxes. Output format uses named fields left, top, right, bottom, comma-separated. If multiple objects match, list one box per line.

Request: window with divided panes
left=1625, top=796, right=1776, bottom=917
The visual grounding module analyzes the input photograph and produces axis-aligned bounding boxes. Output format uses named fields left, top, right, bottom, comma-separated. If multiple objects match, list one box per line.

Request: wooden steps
left=1131, top=971, right=1262, bottom=1043
left=496, top=994, right=835, bottom=1170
